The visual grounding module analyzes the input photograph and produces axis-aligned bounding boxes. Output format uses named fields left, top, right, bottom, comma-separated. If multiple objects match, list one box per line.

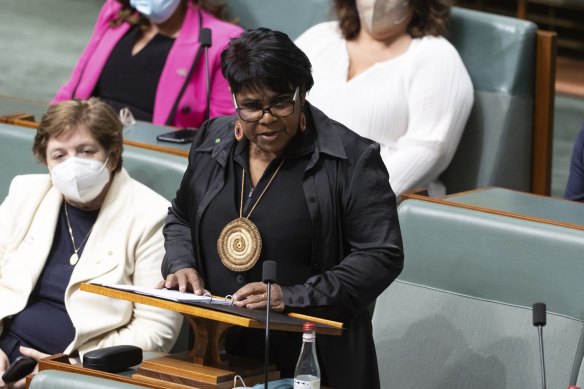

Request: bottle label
left=294, top=378, right=321, bottom=389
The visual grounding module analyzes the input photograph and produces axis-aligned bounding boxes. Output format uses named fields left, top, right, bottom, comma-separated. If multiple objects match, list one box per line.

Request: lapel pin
left=176, top=68, right=187, bottom=77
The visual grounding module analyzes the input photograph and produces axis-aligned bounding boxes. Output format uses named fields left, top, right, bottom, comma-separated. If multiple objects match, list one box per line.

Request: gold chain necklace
left=217, top=159, right=285, bottom=272
left=64, top=203, right=95, bottom=266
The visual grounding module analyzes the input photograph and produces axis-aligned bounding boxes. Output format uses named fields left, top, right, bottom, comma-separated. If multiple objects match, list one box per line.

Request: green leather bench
left=225, top=0, right=332, bottom=39
left=373, top=198, right=584, bottom=388
left=0, top=123, right=187, bottom=201
left=441, top=8, right=539, bottom=194
left=29, top=370, right=148, bottom=389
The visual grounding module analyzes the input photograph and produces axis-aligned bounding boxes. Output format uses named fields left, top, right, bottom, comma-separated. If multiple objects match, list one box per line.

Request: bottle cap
left=303, top=322, right=316, bottom=332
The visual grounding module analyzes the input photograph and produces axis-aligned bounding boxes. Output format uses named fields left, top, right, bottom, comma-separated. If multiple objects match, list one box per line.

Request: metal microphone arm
left=262, top=261, right=277, bottom=389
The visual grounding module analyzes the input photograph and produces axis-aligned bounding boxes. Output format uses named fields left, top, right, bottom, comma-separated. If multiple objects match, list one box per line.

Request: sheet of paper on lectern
left=98, top=283, right=233, bottom=305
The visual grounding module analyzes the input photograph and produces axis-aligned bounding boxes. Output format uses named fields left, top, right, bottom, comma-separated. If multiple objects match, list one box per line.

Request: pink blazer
left=52, top=0, right=243, bottom=128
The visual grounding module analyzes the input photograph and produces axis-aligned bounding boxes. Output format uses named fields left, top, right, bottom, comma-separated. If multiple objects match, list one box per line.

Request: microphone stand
left=262, top=261, right=277, bottom=389
left=533, top=302, right=547, bottom=389
left=199, top=28, right=212, bottom=123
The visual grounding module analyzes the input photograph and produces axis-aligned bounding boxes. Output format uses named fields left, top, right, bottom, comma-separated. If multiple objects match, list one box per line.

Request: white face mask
left=50, top=157, right=111, bottom=204
left=129, top=0, right=182, bottom=24
left=357, top=0, right=410, bottom=37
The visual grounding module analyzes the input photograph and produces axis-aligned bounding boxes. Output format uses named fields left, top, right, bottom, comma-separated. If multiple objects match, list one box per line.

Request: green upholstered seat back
left=0, top=123, right=46, bottom=199
left=374, top=281, right=583, bottom=388
left=441, top=8, right=537, bottom=193
left=224, top=0, right=332, bottom=39
left=121, top=145, right=186, bottom=201
left=397, top=199, right=584, bottom=318
left=29, top=370, right=149, bottom=389
left=0, top=123, right=187, bottom=201
left=371, top=199, right=584, bottom=388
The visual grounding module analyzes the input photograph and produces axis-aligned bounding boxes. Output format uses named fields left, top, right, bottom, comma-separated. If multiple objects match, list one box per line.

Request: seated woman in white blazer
left=0, top=98, right=181, bottom=388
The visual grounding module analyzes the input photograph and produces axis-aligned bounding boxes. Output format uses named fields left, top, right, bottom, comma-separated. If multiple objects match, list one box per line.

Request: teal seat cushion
left=448, top=8, right=536, bottom=96
left=121, top=145, right=187, bottom=201
left=441, top=92, right=533, bottom=193
left=373, top=280, right=584, bottom=389
left=398, top=199, right=584, bottom=320
left=0, top=124, right=46, bottom=199
left=441, top=8, right=538, bottom=193
left=29, top=370, right=148, bottom=389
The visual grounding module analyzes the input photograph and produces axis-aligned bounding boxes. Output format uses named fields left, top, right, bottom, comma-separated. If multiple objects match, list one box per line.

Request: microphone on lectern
left=262, top=260, right=277, bottom=389
left=533, top=302, right=547, bottom=389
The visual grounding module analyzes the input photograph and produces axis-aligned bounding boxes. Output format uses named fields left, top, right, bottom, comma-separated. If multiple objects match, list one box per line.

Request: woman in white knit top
left=295, top=0, right=473, bottom=196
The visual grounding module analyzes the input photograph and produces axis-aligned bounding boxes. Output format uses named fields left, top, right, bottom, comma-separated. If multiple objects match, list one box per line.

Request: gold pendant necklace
left=217, top=159, right=285, bottom=272
left=64, top=203, right=94, bottom=266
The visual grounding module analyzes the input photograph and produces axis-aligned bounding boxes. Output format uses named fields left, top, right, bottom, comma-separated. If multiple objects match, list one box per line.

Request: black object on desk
left=2, top=356, right=37, bottom=383
left=83, top=345, right=142, bottom=373
left=156, top=128, right=198, bottom=143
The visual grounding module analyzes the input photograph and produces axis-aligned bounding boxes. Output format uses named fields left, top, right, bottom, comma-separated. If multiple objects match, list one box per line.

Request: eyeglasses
left=232, top=87, right=299, bottom=122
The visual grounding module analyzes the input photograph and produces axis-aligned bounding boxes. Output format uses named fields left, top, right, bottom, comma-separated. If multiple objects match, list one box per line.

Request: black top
left=0, top=203, right=98, bottom=362
left=199, top=131, right=314, bottom=377
left=162, top=104, right=404, bottom=388
left=93, top=25, right=174, bottom=122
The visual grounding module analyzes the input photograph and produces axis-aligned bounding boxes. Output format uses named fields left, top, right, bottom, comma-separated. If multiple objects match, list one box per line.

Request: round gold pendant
left=69, top=253, right=79, bottom=266
left=217, top=217, right=262, bottom=272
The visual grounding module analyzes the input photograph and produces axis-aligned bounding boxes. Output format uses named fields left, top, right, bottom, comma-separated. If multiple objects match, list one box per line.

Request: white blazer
left=0, top=169, right=182, bottom=357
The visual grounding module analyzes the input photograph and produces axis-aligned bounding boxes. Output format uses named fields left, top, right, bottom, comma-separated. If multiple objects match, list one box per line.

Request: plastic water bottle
left=293, top=322, right=320, bottom=389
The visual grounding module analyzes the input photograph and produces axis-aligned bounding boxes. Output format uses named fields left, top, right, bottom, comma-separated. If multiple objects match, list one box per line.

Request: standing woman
left=0, top=98, right=181, bottom=389
left=53, top=0, right=243, bottom=128
left=161, top=28, right=404, bottom=388
left=295, top=0, right=474, bottom=197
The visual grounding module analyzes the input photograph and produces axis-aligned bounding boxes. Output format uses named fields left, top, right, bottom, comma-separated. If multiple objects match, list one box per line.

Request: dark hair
left=220, top=28, right=314, bottom=95
left=34, top=98, right=124, bottom=172
left=334, top=0, right=451, bottom=40
left=112, top=0, right=227, bottom=27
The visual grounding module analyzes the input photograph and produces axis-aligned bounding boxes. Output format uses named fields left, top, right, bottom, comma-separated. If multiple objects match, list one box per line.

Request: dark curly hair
left=111, top=0, right=227, bottom=27
left=334, top=0, right=451, bottom=40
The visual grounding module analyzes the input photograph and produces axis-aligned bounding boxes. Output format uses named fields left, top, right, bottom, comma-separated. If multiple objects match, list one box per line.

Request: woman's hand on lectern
left=233, top=282, right=285, bottom=312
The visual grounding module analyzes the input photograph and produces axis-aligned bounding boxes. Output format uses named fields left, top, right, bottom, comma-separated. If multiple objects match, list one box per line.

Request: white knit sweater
left=296, top=21, right=474, bottom=196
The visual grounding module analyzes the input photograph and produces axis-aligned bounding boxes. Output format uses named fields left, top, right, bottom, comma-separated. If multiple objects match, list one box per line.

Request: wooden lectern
left=38, top=283, right=342, bottom=388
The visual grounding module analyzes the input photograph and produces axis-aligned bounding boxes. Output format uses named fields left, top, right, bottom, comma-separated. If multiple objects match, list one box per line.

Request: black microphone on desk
left=263, top=260, right=277, bottom=389
left=199, top=27, right=212, bottom=123
left=533, top=302, right=547, bottom=389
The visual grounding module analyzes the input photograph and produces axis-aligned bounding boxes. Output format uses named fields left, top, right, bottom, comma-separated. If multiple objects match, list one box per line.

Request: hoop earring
left=299, top=112, right=307, bottom=132
left=234, top=121, right=244, bottom=141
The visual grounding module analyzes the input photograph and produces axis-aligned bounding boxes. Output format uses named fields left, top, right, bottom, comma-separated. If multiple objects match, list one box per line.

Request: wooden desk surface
left=122, top=121, right=190, bottom=157
left=81, top=283, right=343, bottom=336
left=403, top=187, right=584, bottom=231
left=0, top=94, right=48, bottom=122
left=0, top=110, right=191, bottom=158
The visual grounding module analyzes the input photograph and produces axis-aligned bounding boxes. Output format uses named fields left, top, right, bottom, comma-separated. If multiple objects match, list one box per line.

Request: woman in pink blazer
left=53, top=0, right=243, bottom=128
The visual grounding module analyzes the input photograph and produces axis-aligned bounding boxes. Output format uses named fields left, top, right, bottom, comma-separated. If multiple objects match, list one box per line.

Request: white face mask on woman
left=129, top=0, right=182, bottom=24
left=357, top=0, right=410, bottom=37
left=50, top=157, right=110, bottom=204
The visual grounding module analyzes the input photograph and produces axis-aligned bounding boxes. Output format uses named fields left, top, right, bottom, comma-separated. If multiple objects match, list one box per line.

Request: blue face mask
left=129, top=0, right=182, bottom=24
